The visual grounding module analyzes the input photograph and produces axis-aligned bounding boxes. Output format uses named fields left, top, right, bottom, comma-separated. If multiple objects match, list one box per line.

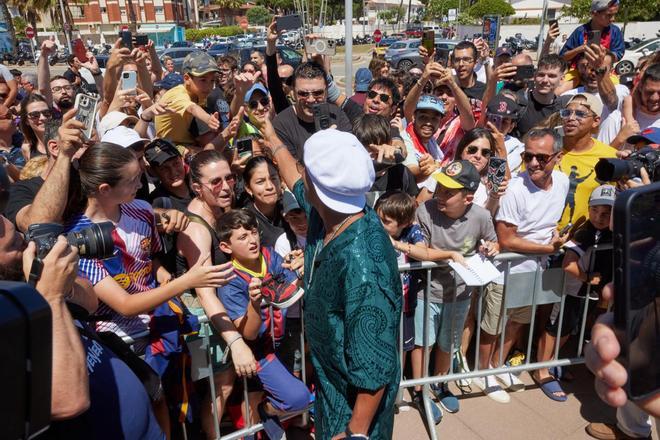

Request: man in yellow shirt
left=557, top=93, right=616, bottom=231
left=155, top=51, right=221, bottom=148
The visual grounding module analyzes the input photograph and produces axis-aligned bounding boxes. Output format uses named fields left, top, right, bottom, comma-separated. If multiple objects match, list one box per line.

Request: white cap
left=303, top=129, right=375, bottom=214
left=101, top=126, right=149, bottom=148
left=98, top=111, right=139, bottom=138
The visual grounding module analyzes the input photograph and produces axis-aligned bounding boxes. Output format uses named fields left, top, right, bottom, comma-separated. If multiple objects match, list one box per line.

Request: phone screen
left=72, top=39, right=87, bottom=62
left=422, top=30, right=434, bottom=54
left=614, top=182, right=660, bottom=400
left=587, top=30, right=601, bottom=46
left=515, top=65, right=535, bottom=81
left=276, top=14, right=302, bottom=32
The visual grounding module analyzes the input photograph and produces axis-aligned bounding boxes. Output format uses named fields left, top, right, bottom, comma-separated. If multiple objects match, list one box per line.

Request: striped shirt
left=66, top=199, right=162, bottom=338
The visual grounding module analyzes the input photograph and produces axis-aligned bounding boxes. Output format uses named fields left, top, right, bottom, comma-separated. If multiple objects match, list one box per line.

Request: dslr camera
left=595, top=147, right=660, bottom=183
left=25, top=222, right=116, bottom=260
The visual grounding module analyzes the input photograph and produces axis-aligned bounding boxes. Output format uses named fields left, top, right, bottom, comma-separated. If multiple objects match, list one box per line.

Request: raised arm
left=404, top=59, right=444, bottom=122
left=258, top=117, right=301, bottom=190
left=587, top=45, right=618, bottom=110
left=439, top=67, right=475, bottom=131
left=38, top=39, right=57, bottom=105
left=265, top=18, right=290, bottom=114
left=80, top=52, right=104, bottom=101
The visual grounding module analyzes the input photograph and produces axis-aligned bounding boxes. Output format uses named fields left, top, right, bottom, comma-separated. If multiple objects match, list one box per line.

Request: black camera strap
left=27, top=258, right=44, bottom=288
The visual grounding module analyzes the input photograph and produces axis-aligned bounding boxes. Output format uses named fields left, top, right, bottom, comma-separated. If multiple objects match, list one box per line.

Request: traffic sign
left=373, top=29, right=382, bottom=43
left=121, top=25, right=129, bottom=31
left=240, top=18, right=249, bottom=30
left=25, top=26, right=35, bottom=39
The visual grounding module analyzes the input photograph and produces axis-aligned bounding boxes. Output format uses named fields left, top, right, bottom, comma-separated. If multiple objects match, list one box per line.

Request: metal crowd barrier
left=120, top=244, right=610, bottom=440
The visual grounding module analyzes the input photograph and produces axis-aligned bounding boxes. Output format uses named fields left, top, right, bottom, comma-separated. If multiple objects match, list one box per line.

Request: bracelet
left=140, top=113, right=153, bottom=123
left=221, top=334, right=244, bottom=363
left=271, top=145, right=286, bottom=156
left=345, top=428, right=369, bottom=439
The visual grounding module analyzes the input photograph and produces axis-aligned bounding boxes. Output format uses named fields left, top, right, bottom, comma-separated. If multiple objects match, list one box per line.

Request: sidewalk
left=392, top=364, right=658, bottom=440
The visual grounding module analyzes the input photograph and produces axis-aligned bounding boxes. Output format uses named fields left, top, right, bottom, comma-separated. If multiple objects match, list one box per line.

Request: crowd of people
left=0, top=1, right=659, bottom=438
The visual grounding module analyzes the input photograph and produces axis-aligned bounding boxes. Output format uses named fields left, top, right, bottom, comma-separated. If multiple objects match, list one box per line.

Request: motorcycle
left=48, top=48, right=70, bottom=66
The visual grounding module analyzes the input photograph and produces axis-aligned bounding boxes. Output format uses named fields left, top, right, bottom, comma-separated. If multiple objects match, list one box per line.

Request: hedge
left=185, top=26, right=255, bottom=41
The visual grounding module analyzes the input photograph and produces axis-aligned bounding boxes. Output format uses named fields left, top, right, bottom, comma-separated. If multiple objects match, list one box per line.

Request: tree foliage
left=424, top=0, right=459, bottom=21
left=12, top=16, right=27, bottom=37
left=378, top=7, right=405, bottom=23
left=185, top=26, right=246, bottom=41
left=466, top=0, right=514, bottom=18
left=246, top=5, right=272, bottom=26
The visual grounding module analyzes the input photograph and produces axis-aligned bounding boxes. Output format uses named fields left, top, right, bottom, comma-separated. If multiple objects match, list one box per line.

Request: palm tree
left=9, top=0, right=83, bottom=42
left=212, top=0, right=244, bottom=25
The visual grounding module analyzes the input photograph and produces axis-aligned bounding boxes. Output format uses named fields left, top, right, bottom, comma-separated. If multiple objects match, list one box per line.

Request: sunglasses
left=559, top=109, right=592, bottom=120
left=296, top=89, right=324, bottom=98
left=27, top=109, right=53, bottom=120
left=367, top=90, right=392, bottom=103
left=521, top=151, right=559, bottom=165
left=466, top=145, right=492, bottom=157
left=248, top=97, right=270, bottom=110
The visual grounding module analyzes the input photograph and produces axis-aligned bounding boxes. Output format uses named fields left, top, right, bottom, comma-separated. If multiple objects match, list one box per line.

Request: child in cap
left=216, top=209, right=309, bottom=439
left=406, top=160, right=500, bottom=419
left=533, top=184, right=615, bottom=401
left=485, top=94, right=525, bottom=174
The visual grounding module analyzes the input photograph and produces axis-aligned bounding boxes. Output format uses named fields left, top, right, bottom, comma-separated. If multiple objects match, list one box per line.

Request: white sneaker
left=455, top=351, right=472, bottom=387
left=472, top=375, right=510, bottom=403
left=494, top=369, right=525, bottom=392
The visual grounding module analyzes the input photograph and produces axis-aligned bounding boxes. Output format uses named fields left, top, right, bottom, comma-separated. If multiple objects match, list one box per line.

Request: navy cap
left=627, top=127, right=660, bottom=145
left=355, top=68, right=373, bottom=93
left=487, top=95, right=521, bottom=119
left=154, top=73, right=183, bottom=90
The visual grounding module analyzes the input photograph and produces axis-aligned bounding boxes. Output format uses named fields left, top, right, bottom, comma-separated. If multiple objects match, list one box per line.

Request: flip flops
left=533, top=374, right=568, bottom=402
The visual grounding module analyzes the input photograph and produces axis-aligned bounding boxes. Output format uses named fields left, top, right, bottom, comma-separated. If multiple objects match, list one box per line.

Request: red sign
left=240, top=18, right=249, bottom=30
left=121, top=25, right=129, bottom=32
left=25, top=26, right=35, bottom=39
left=373, top=29, right=382, bottom=43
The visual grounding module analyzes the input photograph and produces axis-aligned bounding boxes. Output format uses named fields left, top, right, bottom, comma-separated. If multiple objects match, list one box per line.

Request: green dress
left=293, top=179, right=401, bottom=439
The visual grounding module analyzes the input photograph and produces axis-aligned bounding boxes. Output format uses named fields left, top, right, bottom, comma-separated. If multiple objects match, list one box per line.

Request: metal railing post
left=421, top=268, right=438, bottom=440
left=204, top=330, right=221, bottom=439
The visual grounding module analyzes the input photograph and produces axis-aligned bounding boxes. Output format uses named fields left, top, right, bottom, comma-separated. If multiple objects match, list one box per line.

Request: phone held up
left=613, top=181, right=660, bottom=401
left=421, top=30, right=435, bottom=55
left=122, top=71, right=137, bottom=95
left=276, top=14, right=303, bottom=32
left=313, top=103, right=331, bottom=132
left=74, top=94, right=100, bottom=140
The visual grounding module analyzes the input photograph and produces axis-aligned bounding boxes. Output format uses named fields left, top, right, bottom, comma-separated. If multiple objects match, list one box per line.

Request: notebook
left=449, top=254, right=502, bottom=286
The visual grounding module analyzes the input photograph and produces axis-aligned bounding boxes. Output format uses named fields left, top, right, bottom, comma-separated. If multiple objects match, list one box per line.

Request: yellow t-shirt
left=556, top=138, right=617, bottom=230
left=154, top=84, right=202, bottom=146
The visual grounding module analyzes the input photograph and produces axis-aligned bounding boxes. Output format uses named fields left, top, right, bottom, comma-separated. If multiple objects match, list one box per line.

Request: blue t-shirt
left=218, top=247, right=298, bottom=357
left=397, top=224, right=425, bottom=314
left=560, top=21, right=625, bottom=61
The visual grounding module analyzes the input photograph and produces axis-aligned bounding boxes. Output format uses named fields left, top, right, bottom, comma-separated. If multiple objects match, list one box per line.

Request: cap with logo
left=589, top=184, right=616, bottom=207
left=303, top=129, right=375, bottom=214
left=567, top=93, right=604, bottom=118
left=432, top=160, right=480, bottom=192
left=627, top=127, right=660, bottom=146
left=487, top=95, right=521, bottom=119
left=145, top=138, right=181, bottom=167
left=244, top=83, right=269, bottom=103
left=354, top=68, right=373, bottom=93
left=154, top=73, right=184, bottom=90
left=182, top=51, right=221, bottom=76
left=495, top=47, right=511, bottom=58
left=416, top=94, right=445, bottom=115
left=591, top=0, right=619, bottom=12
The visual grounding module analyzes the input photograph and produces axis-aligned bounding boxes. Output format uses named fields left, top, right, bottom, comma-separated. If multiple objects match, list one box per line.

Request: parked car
left=615, top=37, right=660, bottom=74
left=372, top=37, right=401, bottom=57
left=433, top=38, right=459, bottom=65
left=405, top=24, right=423, bottom=39
left=229, top=45, right=303, bottom=69
left=206, top=43, right=232, bottom=58
left=171, top=41, right=193, bottom=48
left=385, top=39, right=421, bottom=70
left=159, top=47, right=202, bottom=72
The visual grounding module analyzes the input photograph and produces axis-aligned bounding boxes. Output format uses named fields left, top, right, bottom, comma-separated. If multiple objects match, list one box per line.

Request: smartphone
left=72, top=38, right=87, bottom=62
left=486, top=157, right=507, bottom=194
left=304, top=38, right=337, bottom=56
left=487, top=114, right=504, bottom=131
left=422, top=30, right=435, bottom=54
left=235, top=137, right=253, bottom=157
left=121, top=70, right=137, bottom=94
left=312, top=103, right=331, bottom=132
left=121, top=30, right=133, bottom=50
left=549, top=19, right=558, bottom=29
left=74, top=93, right=100, bottom=140
left=134, top=34, right=149, bottom=48
left=276, top=14, right=302, bottom=32
left=613, top=181, right=660, bottom=400
left=587, top=30, right=601, bottom=47
left=514, top=64, right=535, bottom=81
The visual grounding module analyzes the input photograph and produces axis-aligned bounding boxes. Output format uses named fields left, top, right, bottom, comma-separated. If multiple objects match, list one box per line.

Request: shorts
left=545, top=294, right=597, bottom=338
left=402, top=312, right=415, bottom=352
left=414, top=297, right=470, bottom=352
left=480, top=283, right=532, bottom=336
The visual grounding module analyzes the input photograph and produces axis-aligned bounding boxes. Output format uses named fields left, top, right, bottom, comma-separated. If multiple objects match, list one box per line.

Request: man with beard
left=450, top=41, right=486, bottom=103
left=37, top=40, right=76, bottom=118
left=49, top=76, right=76, bottom=115
left=401, top=95, right=446, bottom=183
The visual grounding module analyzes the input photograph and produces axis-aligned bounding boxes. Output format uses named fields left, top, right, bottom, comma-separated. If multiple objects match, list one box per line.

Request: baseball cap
left=495, top=47, right=511, bottom=58
left=154, top=73, right=183, bottom=90
left=282, top=190, right=302, bottom=214
left=627, top=127, right=660, bottom=145
left=101, top=126, right=149, bottom=149
left=303, top=129, right=375, bottom=214
left=487, top=95, right=521, bottom=119
left=98, top=111, right=139, bottom=138
left=182, top=51, right=221, bottom=76
left=355, top=68, right=373, bottom=93
left=416, top=95, right=445, bottom=115
left=244, top=83, right=269, bottom=103
left=432, top=160, right=480, bottom=192
left=567, top=93, right=604, bottom=117
left=144, top=138, right=181, bottom=167
left=589, top=184, right=616, bottom=206
left=591, top=0, right=618, bottom=11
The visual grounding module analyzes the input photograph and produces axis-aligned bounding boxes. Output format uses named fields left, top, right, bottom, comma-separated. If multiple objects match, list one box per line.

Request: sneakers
left=431, top=382, right=460, bottom=413
left=257, top=402, right=287, bottom=440
left=261, top=274, right=304, bottom=309
left=472, top=375, right=510, bottom=403
left=413, top=391, right=443, bottom=425
left=493, top=367, right=525, bottom=392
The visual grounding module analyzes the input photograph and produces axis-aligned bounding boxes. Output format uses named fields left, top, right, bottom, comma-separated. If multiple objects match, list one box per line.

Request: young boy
left=217, top=209, right=309, bottom=439
left=155, top=51, right=221, bottom=149
left=532, top=184, right=615, bottom=401
left=406, top=160, right=499, bottom=422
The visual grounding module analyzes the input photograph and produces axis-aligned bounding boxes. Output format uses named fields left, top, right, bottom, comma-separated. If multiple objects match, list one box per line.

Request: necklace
left=325, top=212, right=358, bottom=245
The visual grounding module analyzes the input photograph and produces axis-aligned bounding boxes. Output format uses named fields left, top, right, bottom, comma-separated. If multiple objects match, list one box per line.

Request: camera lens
left=65, top=221, right=115, bottom=259
left=595, top=158, right=636, bottom=182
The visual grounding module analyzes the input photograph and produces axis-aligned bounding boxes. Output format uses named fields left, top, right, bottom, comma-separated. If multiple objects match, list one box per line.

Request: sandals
left=532, top=374, right=568, bottom=402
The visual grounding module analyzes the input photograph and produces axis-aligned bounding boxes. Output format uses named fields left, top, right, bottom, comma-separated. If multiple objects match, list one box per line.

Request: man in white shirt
left=474, top=127, right=570, bottom=403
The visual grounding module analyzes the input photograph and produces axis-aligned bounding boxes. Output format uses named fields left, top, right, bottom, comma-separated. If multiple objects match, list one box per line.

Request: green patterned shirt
left=293, top=179, right=401, bottom=439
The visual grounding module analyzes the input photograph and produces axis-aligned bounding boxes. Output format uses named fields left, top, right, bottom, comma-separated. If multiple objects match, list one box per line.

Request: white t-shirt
left=274, top=232, right=306, bottom=257
left=635, top=108, right=660, bottom=131
left=562, top=85, right=630, bottom=146
left=504, top=134, right=525, bottom=175
left=494, top=170, right=569, bottom=281
left=0, top=64, right=14, bottom=83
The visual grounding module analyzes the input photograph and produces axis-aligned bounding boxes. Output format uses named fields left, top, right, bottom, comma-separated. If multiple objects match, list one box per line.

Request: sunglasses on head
left=367, top=90, right=392, bottom=103
left=27, top=109, right=53, bottom=120
left=466, top=145, right=492, bottom=157
left=521, top=151, right=558, bottom=165
left=248, top=96, right=270, bottom=110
